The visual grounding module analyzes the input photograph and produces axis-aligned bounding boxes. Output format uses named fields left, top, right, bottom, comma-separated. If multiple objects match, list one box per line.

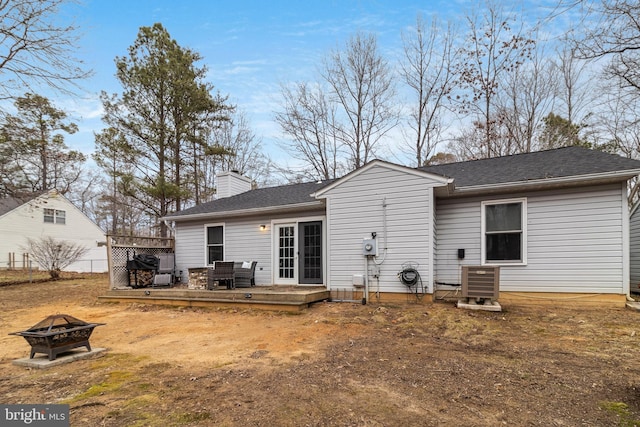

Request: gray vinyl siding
left=174, top=209, right=325, bottom=285
left=174, top=221, right=207, bottom=282
left=321, top=165, right=444, bottom=293
left=435, top=184, right=627, bottom=293
left=630, top=203, right=640, bottom=290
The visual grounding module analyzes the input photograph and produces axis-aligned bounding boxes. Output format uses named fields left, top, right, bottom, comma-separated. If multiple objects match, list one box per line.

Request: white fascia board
left=312, top=160, right=453, bottom=199
left=162, top=201, right=325, bottom=222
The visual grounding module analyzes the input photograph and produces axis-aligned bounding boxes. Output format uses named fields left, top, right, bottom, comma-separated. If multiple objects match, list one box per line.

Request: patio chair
left=207, top=261, right=236, bottom=289
left=234, top=261, right=257, bottom=288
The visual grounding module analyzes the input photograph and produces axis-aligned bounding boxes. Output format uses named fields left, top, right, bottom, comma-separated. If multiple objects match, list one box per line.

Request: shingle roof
left=166, top=147, right=640, bottom=219
left=165, top=180, right=333, bottom=219
left=422, top=146, right=640, bottom=187
left=0, top=193, right=40, bottom=217
left=0, top=197, right=22, bottom=216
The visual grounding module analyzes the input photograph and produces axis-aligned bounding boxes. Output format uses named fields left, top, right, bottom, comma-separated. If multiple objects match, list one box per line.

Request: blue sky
left=60, top=0, right=568, bottom=165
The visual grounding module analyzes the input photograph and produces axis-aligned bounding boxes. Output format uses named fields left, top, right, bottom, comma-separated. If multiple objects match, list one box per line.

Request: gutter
left=160, top=201, right=325, bottom=222
left=446, top=169, right=640, bottom=197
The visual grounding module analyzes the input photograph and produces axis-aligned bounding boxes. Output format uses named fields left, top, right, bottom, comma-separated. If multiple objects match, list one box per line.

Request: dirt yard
left=1, top=274, right=640, bottom=426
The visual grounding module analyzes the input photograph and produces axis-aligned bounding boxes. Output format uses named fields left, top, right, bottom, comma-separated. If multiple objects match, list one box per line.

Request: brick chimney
left=216, top=170, right=252, bottom=199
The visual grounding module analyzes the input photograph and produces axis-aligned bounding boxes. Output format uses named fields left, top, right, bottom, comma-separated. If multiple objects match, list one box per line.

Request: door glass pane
left=303, top=223, right=322, bottom=280
left=279, top=226, right=295, bottom=279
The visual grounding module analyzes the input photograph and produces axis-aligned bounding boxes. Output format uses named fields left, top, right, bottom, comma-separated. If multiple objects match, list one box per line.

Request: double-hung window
left=206, top=225, right=224, bottom=265
left=482, top=198, right=527, bottom=265
left=44, top=208, right=66, bottom=224
left=44, top=208, right=54, bottom=223
left=55, top=210, right=66, bottom=224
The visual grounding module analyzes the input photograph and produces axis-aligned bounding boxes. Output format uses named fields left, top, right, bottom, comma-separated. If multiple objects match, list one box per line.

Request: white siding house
left=313, top=161, right=451, bottom=294
left=174, top=210, right=325, bottom=285
left=164, top=147, right=640, bottom=304
left=0, top=190, right=107, bottom=272
left=436, top=184, right=628, bottom=294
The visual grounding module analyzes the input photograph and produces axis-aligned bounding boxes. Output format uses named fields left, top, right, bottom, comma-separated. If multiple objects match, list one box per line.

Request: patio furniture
left=234, top=261, right=257, bottom=288
left=207, top=261, right=236, bottom=289
left=153, top=252, right=176, bottom=286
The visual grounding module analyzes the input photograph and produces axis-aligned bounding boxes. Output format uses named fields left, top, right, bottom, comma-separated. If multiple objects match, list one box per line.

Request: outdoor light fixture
left=260, top=224, right=266, bottom=231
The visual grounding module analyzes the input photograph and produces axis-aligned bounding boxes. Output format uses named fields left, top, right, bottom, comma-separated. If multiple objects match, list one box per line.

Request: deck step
left=98, top=287, right=330, bottom=312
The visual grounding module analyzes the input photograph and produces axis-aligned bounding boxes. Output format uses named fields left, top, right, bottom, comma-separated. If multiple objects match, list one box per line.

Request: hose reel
left=398, top=262, right=425, bottom=301
left=399, top=267, right=419, bottom=287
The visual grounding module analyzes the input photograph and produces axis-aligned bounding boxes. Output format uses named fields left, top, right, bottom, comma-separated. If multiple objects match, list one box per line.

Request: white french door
left=275, top=223, right=297, bottom=284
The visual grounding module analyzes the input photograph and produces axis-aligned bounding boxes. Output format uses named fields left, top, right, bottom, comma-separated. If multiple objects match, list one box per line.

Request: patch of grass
left=89, top=353, right=148, bottom=370
left=599, top=401, right=640, bottom=426
left=0, top=270, right=51, bottom=285
left=123, top=393, right=160, bottom=409
left=172, top=411, right=212, bottom=425
left=64, top=371, right=134, bottom=403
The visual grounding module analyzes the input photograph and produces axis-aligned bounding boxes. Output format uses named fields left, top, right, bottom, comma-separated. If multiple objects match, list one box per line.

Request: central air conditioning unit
left=461, top=266, right=500, bottom=301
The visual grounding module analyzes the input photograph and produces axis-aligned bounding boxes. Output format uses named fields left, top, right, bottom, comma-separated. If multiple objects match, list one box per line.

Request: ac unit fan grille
left=461, top=266, right=500, bottom=300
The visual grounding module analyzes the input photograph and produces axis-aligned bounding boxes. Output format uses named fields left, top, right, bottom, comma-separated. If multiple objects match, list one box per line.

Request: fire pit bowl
left=9, top=314, right=105, bottom=361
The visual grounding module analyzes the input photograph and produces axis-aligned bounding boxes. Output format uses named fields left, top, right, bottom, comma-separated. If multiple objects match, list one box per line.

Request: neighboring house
left=164, top=147, right=640, bottom=304
left=0, top=189, right=107, bottom=272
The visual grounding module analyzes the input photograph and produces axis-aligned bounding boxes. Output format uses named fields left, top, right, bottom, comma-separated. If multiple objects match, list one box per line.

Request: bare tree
left=399, top=14, right=456, bottom=166
left=21, top=236, right=88, bottom=279
left=497, top=40, right=558, bottom=153
left=594, top=84, right=640, bottom=158
left=275, top=82, right=342, bottom=180
left=553, top=43, right=592, bottom=127
left=454, top=1, right=535, bottom=158
left=0, top=0, right=91, bottom=99
left=574, top=0, right=640, bottom=92
left=322, top=32, right=397, bottom=169
left=213, top=109, right=273, bottom=188
left=449, top=117, right=515, bottom=160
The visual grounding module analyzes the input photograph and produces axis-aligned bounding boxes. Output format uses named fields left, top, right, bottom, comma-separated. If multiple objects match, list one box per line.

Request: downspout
left=163, top=220, right=175, bottom=236
left=622, top=181, right=633, bottom=301
left=363, top=256, right=369, bottom=305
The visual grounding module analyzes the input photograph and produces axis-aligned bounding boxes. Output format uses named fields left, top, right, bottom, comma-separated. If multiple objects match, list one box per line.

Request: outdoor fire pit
left=9, top=314, right=105, bottom=361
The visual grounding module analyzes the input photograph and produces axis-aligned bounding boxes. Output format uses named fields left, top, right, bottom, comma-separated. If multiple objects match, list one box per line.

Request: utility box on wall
left=362, top=239, right=377, bottom=256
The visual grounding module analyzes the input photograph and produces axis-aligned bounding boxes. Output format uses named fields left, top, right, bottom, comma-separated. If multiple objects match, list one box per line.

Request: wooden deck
left=98, top=285, right=331, bottom=312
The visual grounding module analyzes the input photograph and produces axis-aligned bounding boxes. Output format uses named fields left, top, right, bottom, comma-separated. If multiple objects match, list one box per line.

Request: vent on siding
left=461, top=266, right=500, bottom=300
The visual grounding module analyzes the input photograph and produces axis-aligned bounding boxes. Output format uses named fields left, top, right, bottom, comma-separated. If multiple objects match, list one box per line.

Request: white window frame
left=44, top=208, right=65, bottom=225
left=204, top=223, right=225, bottom=266
left=44, top=208, right=54, bottom=223
left=55, top=209, right=65, bottom=224
left=481, top=198, right=527, bottom=266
